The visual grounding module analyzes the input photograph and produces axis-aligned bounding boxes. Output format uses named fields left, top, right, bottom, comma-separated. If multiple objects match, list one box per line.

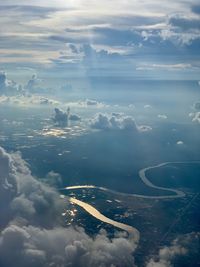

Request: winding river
left=61, top=161, right=200, bottom=242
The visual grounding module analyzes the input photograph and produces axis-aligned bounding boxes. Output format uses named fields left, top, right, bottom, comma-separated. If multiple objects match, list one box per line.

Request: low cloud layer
left=0, top=146, right=137, bottom=267
left=0, top=94, right=60, bottom=106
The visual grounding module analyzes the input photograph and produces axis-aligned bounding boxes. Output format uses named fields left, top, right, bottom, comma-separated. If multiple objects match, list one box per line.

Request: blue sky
left=0, top=0, right=200, bottom=80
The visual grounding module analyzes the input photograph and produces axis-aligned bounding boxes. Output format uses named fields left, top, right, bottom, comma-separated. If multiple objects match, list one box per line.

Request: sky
left=0, top=0, right=200, bottom=81
left=0, top=2, right=200, bottom=267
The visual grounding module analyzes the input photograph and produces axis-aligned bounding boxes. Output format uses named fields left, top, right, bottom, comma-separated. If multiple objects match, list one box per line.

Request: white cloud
left=90, top=113, right=137, bottom=131
left=144, top=105, right=152, bottom=109
left=138, top=125, right=153, bottom=132
left=158, top=114, right=168, bottom=120
left=137, top=63, right=192, bottom=71
left=176, top=140, right=184, bottom=145
left=67, top=99, right=106, bottom=108
left=190, top=111, right=200, bottom=123
left=90, top=113, right=152, bottom=132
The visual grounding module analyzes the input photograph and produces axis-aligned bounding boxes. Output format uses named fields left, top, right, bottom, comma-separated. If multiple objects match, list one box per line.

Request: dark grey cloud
left=191, top=4, right=200, bottom=14
left=169, top=16, right=200, bottom=30
left=90, top=113, right=151, bottom=132
left=53, top=108, right=69, bottom=126
left=0, top=146, right=137, bottom=267
left=43, top=171, right=63, bottom=188
left=92, top=27, right=143, bottom=46
left=53, top=108, right=81, bottom=126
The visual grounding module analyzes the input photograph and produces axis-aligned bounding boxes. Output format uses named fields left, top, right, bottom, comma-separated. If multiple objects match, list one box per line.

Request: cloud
left=146, top=232, right=199, bottom=267
left=0, top=94, right=60, bottom=106
left=85, top=99, right=103, bottom=106
left=0, top=5, right=62, bottom=19
left=176, top=140, right=184, bottom=145
left=69, top=114, right=81, bottom=121
left=0, top=146, right=65, bottom=228
left=53, top=108, right=81, bottom=126
left=191, top=112, right=200, bottom=123
left=0, top=73, right=60, bottom=105
left=0, top=71, right=22, bottom=95
left=138, top=125, right=152, bottom=132
left=137, top=63, right=192, bottom=71
left=0, top=146, right=137, bottom=267
left=90, top=113, right=137, bottom=131
left=0, top=226, right=137, bottom=267
left=194, top=101, right=200, bottom=110
left=25, top=74, right=43, bottom=93
left=0, top=1, right=199, bottom=80
left=144, top=105, right=152, bottom=109
left=53, top=108, right=69, bottom=126
left=73, top=99, right=106, bottom=108
left=169, top=15, right=200, bottom=31
left=90, top=113, right=152, bottom=132
left=191, top=4, right=200, bottom=15
left=43, top=171, right=63, bottom=188
left=158, top=114, right=168, bottom=120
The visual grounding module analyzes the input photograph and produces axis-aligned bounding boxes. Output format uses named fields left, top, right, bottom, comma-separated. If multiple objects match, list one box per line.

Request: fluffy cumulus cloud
left=0, top=146, right=138, bottom=267
left=90, top=113, right=137, bottom=131
left=53, top=108, right=81, bottom=126
left=90, top=113, right=152, bottom=132
left=146, top=232, right=200, bottom=267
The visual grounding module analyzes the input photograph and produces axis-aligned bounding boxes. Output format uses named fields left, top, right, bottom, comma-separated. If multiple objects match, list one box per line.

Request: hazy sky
left=0, top=0, right=200, bottom=79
